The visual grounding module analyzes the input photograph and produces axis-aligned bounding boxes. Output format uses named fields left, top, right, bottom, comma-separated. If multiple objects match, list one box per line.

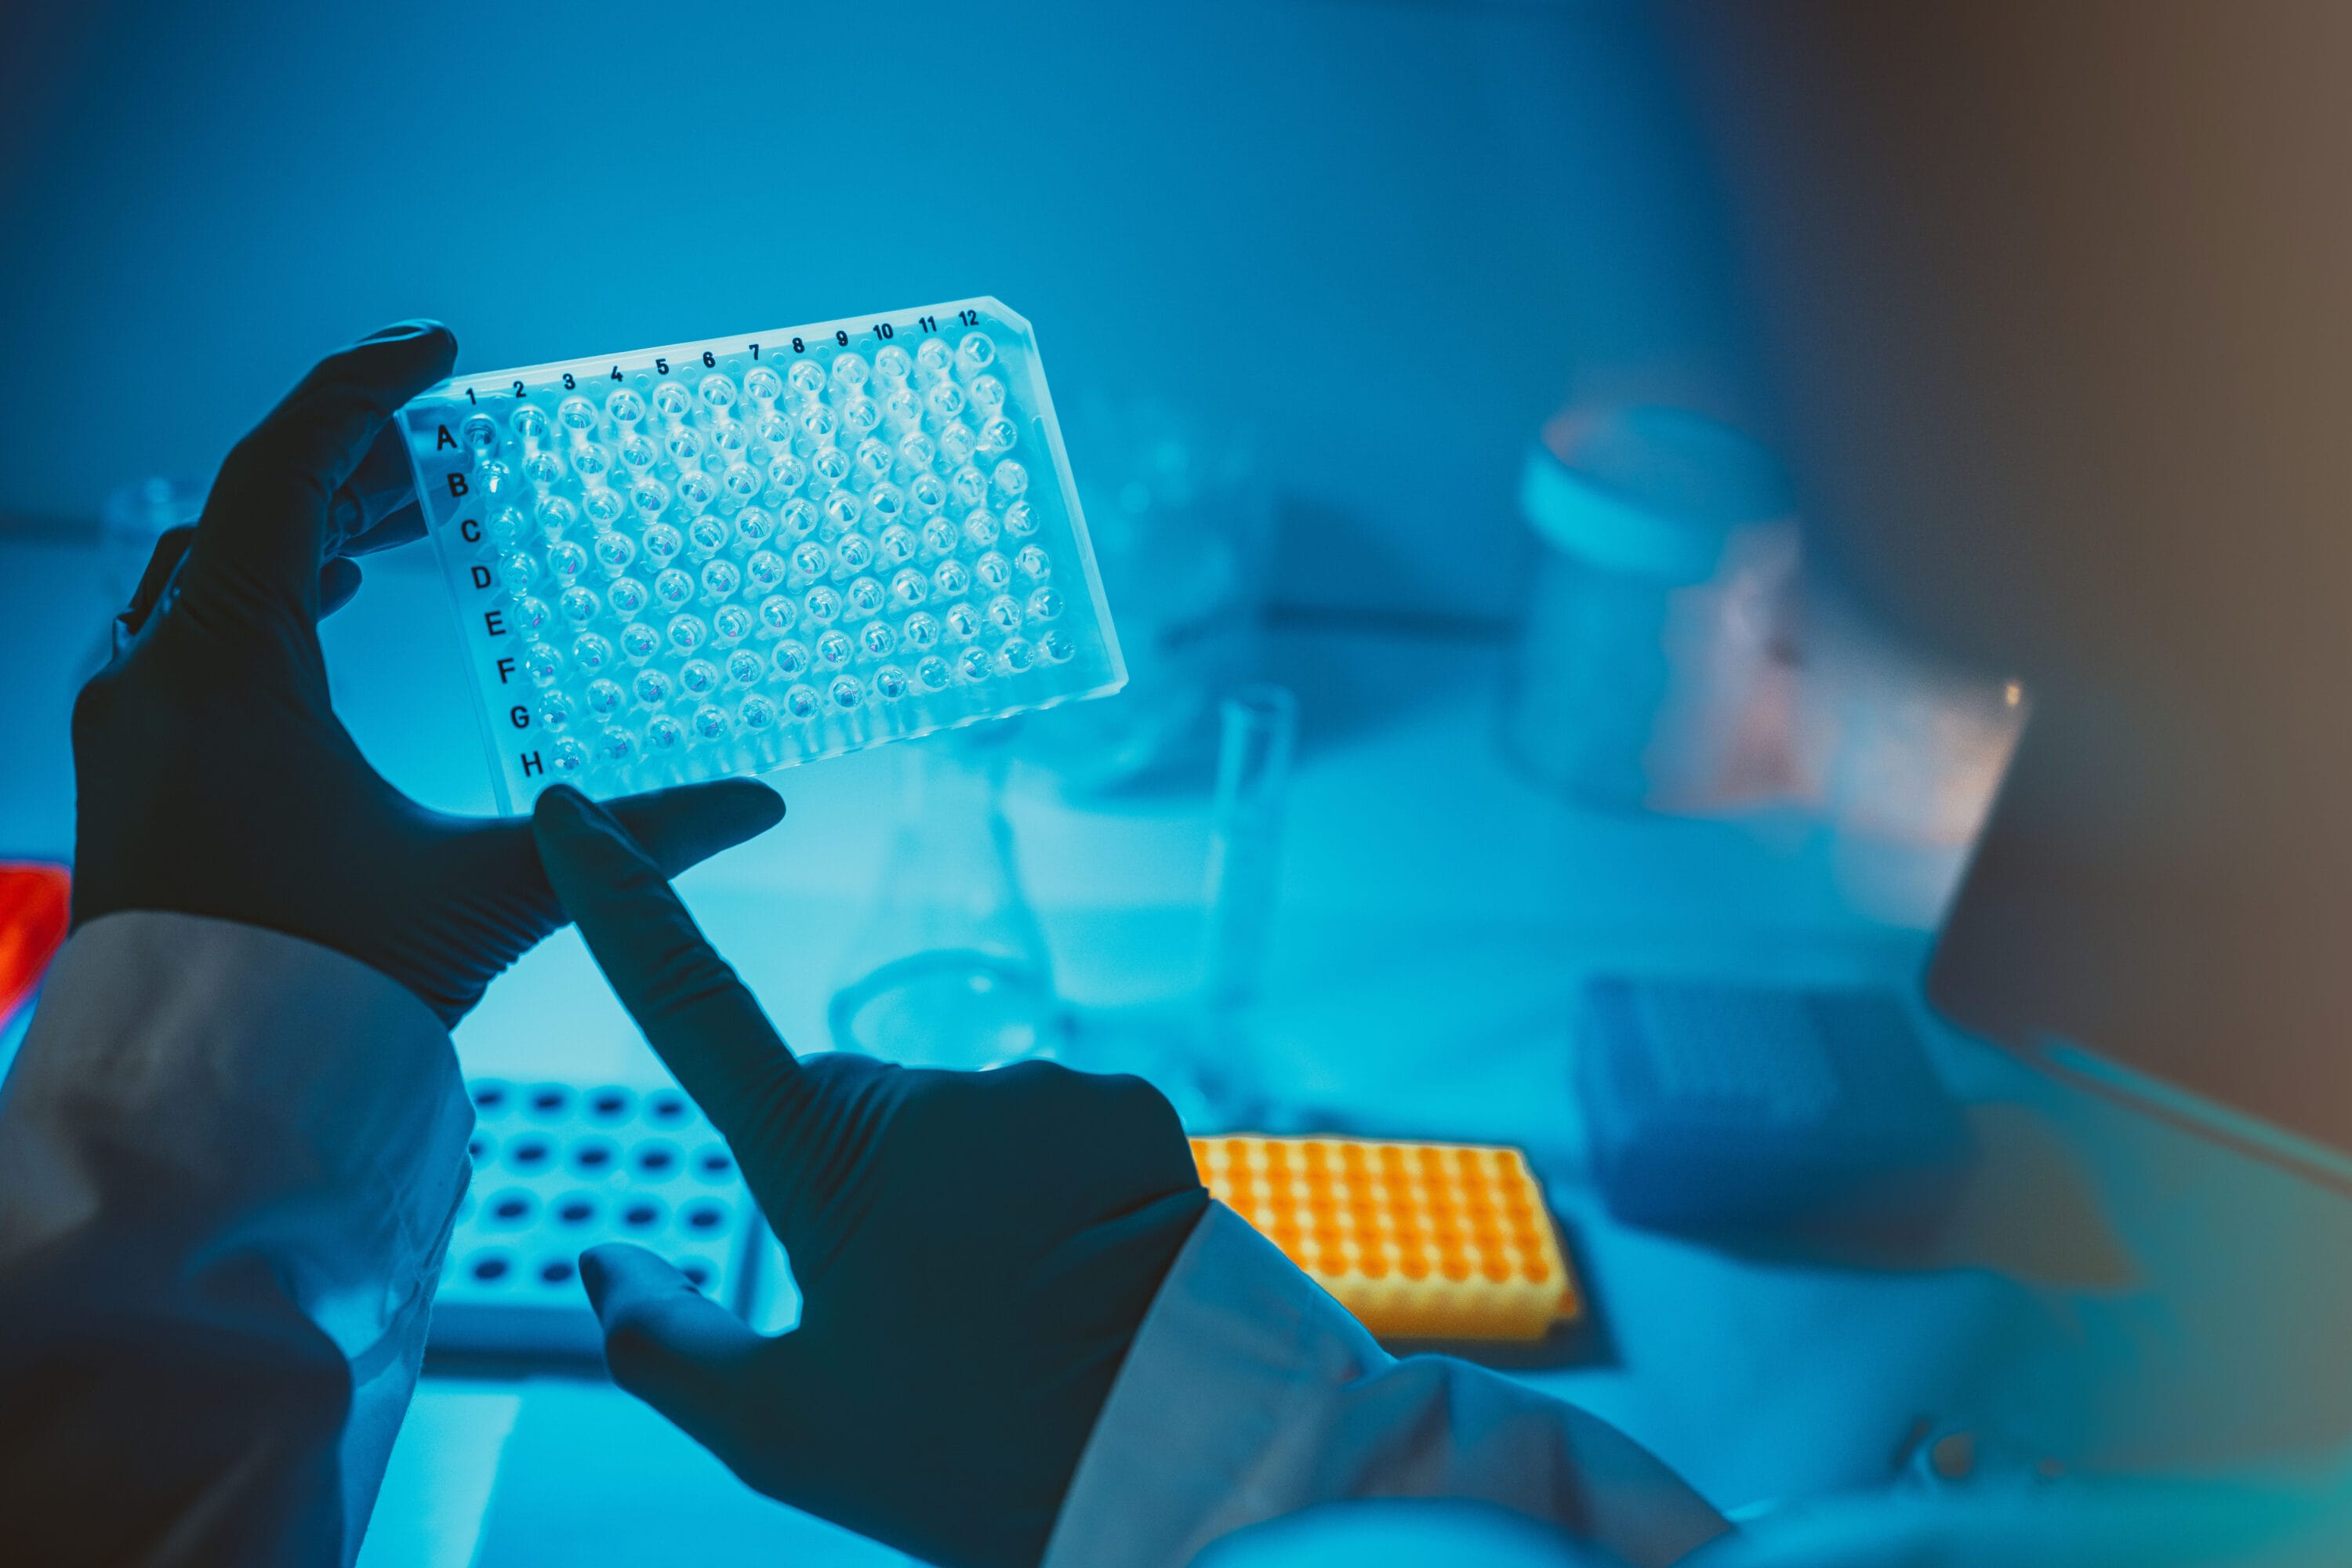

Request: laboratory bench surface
left=4, top=533, right=2350, bottom=1566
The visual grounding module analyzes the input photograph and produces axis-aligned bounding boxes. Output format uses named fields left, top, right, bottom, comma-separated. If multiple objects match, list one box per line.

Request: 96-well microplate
left=431, top=1078, right=795, bottom=1359
left=398, top=299, right=1123, bottom=814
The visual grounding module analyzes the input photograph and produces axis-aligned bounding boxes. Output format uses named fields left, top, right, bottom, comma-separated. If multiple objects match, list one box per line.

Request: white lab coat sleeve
left=0, top=911, right=472, bottom=1568
left=1044, top=1202, right=1731, bottom=1568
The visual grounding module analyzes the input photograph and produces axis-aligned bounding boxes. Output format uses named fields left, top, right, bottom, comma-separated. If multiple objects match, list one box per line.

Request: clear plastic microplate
left=397, top=299, right=1123, bottom=814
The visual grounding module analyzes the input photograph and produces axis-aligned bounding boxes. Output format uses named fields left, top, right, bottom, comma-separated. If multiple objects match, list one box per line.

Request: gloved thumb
left=579, top=1243, right=765, bottom=1452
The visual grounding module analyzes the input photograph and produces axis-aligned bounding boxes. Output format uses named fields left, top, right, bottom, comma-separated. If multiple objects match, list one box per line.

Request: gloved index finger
left=531, top=786, right=804, bottom=1136
left=186, top=321, right=456, bottom=621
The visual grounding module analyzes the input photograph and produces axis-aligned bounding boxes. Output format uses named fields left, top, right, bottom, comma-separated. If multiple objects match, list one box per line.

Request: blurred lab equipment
left=86, top=478, right=208, bottom=677
left=1054, top=684, right=1299, bottom=1128
left=1505, top=405, right=1800, bottom=813
left=1014, top=397, right=1271, bottom=793
left=1200, top=684, right=1299, bottom=1014
left=827, top=732, right=1064, bottom=1069
left=395, top=300, right=1124, bottom=814
left=1181, top=684, right=1301, bottom=1122
left=0, top=863, right=70, bottom=1066
left=1575, top=976, right=1969, bottom=1231
left=430, top=1078, right=794, bottom=1360
left=1505, top=405, right=2027, bottom=848
left=1805, top=601, right=2030, bottom=848
left=101, top=477, right=206, bottom=601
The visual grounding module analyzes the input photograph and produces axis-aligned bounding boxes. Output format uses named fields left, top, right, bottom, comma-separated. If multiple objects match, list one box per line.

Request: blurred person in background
left=1663, top=0, right=2352, bottom=1145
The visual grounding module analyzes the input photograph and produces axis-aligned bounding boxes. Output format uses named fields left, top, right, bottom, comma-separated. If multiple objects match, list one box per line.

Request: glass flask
left=826, top=731, right=1064, bottom=1069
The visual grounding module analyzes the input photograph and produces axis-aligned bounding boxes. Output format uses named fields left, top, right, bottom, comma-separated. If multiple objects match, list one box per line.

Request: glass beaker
left=1058, top=684, right=1301, bottom=1129
left=826, top=732, right=1064, bottom=1069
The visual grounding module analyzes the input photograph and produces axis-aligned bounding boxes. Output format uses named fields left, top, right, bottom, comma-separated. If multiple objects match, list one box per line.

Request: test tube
left=1200, top=684, right=1299, bottom=1014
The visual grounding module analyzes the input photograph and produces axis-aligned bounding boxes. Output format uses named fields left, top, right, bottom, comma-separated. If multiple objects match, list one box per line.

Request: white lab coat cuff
left=0, top=911, right=473, bottom=1552
left=1046, top=1201, right=1728, bottom=1568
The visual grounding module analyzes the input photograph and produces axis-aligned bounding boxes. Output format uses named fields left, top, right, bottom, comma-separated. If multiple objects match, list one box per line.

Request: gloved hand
left=68, top=323, right=783, bottom=1026
left=531, top=785, right=1212, bottom=1568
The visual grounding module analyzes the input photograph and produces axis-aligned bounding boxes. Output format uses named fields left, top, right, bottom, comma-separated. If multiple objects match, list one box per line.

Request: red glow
left=0, top=864, right=71, bottom=1023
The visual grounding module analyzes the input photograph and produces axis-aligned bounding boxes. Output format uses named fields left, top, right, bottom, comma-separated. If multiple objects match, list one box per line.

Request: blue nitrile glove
left=530, top=784, right=1213, bottom=1568
left=67, top=324, right=783, bottom=1025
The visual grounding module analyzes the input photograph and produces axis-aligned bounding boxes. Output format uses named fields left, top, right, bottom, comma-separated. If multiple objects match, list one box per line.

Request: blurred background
left=4, top=2, right=2349, bottom=1563
left=0, top=0, right=1998, bottom=898
left=0, top=0, right=1735, bottom=619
